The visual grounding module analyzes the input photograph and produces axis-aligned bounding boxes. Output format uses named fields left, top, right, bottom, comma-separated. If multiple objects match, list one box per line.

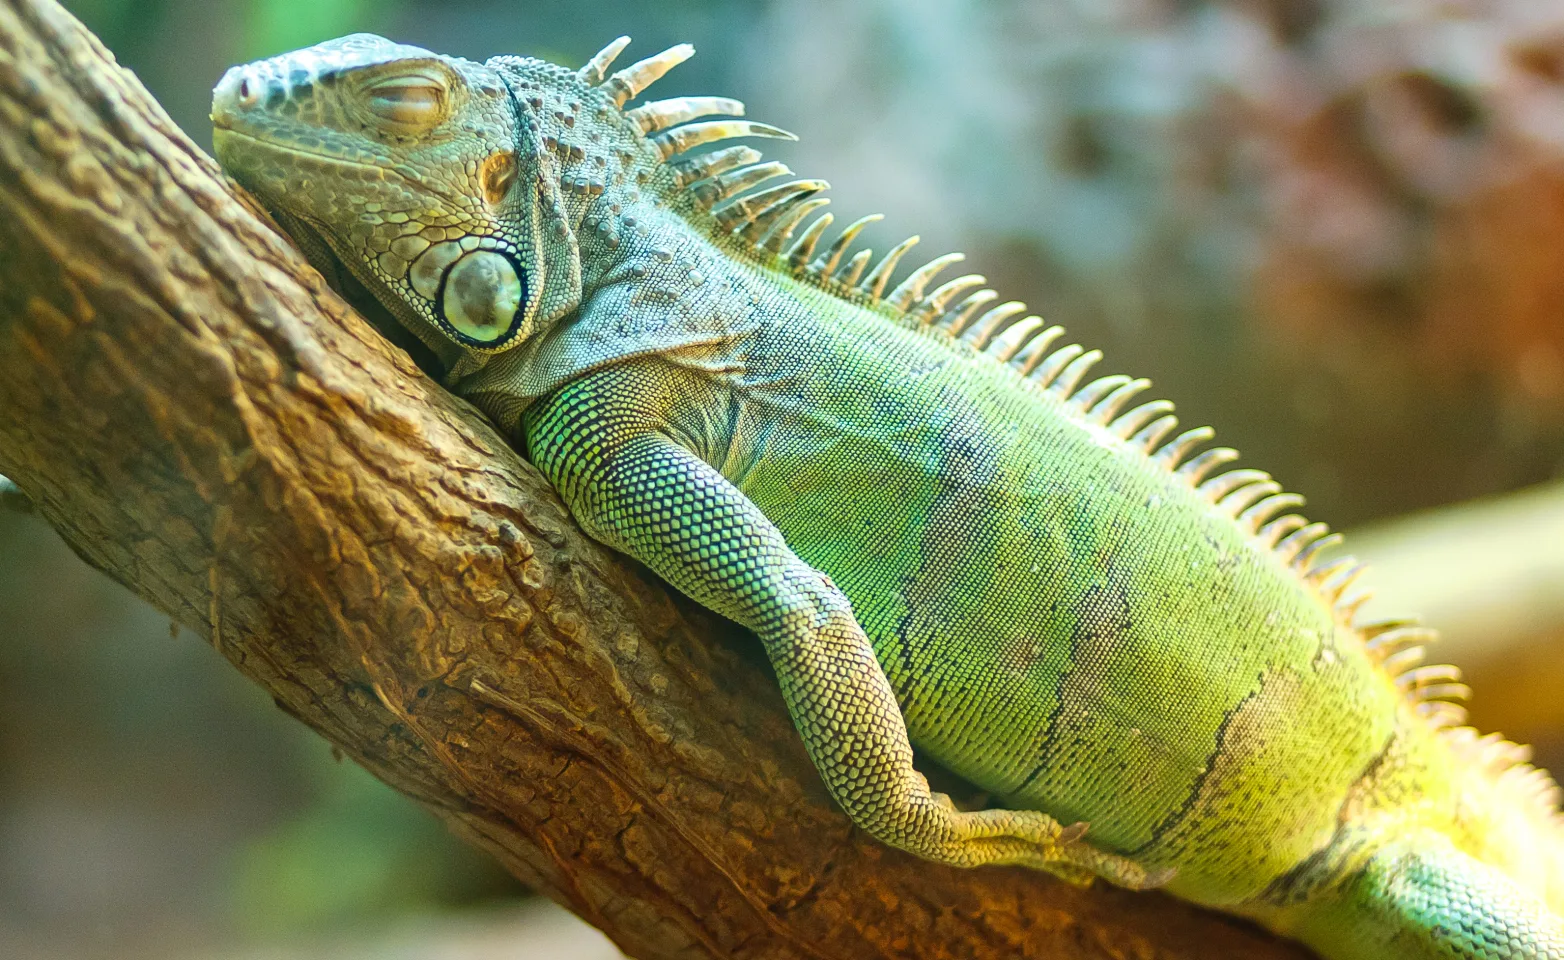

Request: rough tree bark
left=0, top=2, right=1310, bottom=958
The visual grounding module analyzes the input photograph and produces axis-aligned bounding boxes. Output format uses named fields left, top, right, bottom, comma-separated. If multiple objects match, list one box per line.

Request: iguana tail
left=1293, top=830, right=1563, bottom=960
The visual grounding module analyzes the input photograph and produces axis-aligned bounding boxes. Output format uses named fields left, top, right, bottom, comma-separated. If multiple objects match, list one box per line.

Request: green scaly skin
left=210, top=34, right=1564, bottom=959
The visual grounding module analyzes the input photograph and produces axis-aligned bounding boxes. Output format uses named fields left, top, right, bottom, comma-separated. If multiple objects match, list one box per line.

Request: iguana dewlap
left=211, top=34, right=1564, bottom=959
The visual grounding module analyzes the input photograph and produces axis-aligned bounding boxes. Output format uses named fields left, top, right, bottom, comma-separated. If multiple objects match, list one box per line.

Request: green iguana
left=209, top=33, right=1564, bottom=959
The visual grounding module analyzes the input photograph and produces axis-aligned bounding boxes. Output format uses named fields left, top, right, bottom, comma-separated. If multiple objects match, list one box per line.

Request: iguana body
left=211, top=34, right=1564, bottom=959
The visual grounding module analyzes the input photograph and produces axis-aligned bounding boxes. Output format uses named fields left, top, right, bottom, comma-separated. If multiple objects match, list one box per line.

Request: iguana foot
left=898, top=792, right=1173, bottom=890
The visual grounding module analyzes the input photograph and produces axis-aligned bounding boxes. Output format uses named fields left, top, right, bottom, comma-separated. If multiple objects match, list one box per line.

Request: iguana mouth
left=212, top=126, right=470, bottom=211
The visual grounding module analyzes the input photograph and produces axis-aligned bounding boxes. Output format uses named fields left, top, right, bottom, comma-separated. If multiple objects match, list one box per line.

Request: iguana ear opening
left=480, top=150, right=518, bottom=208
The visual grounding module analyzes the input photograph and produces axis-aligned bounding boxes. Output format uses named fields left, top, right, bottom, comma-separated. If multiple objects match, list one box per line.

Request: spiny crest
left=578, top=36, right=1561, bottom=823
left=579, top=36, right=931, bottom=306
left=581, top=37, right=994, bottom=310
left=1442, top=728, right=1564, bottom=825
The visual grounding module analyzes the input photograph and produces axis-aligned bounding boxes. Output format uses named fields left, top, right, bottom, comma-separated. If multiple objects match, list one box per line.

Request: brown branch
left=0, top=2, right=1309, bottom=958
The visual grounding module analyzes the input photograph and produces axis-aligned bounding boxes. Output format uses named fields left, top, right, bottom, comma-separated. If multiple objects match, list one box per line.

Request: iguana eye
left=365, top=77, right=445, bottom=127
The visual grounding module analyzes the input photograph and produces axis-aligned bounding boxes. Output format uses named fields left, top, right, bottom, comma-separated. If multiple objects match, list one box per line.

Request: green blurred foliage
left=59, top=0, right=168, bottom=54
left=232, top=757, right=512, bottom=937
left=66, top=0, right=400, bottom=57
left=244, top=0, right=397, bottom=59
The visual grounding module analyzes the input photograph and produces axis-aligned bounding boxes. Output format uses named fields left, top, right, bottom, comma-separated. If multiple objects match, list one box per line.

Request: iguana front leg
left=525, top=381, right=1162, bottom=890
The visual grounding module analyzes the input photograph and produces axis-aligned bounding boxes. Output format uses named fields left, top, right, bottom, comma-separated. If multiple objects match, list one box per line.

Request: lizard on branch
left=210, top=33, right=1564, bottom=959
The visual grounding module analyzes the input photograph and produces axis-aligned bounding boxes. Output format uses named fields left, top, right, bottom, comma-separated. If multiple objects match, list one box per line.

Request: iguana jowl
left=210, top=34, right=1564, bottom=959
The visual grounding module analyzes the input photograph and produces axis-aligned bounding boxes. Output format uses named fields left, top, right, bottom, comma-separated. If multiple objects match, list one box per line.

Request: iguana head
left=214, top=33, right=869, bottom=377
left=212, top=33, right=588, bottom=361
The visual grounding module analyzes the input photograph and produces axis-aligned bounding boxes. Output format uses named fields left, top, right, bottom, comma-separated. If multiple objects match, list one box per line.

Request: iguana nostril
left=238, top=77, right=252, bottom=104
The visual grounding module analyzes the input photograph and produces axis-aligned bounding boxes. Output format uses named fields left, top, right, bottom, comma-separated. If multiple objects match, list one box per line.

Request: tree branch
left=0, top=2, right=1309, bottom=958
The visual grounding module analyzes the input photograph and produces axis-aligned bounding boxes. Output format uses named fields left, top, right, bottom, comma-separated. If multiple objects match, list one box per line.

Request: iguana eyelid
left=361, top=69, right=452, bottom=127
left=365, top=74, right=446, bottom=94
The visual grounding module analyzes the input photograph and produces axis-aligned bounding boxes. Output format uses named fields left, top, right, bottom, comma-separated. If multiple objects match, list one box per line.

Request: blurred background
left=3, top=0, right=1563, bottom=957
